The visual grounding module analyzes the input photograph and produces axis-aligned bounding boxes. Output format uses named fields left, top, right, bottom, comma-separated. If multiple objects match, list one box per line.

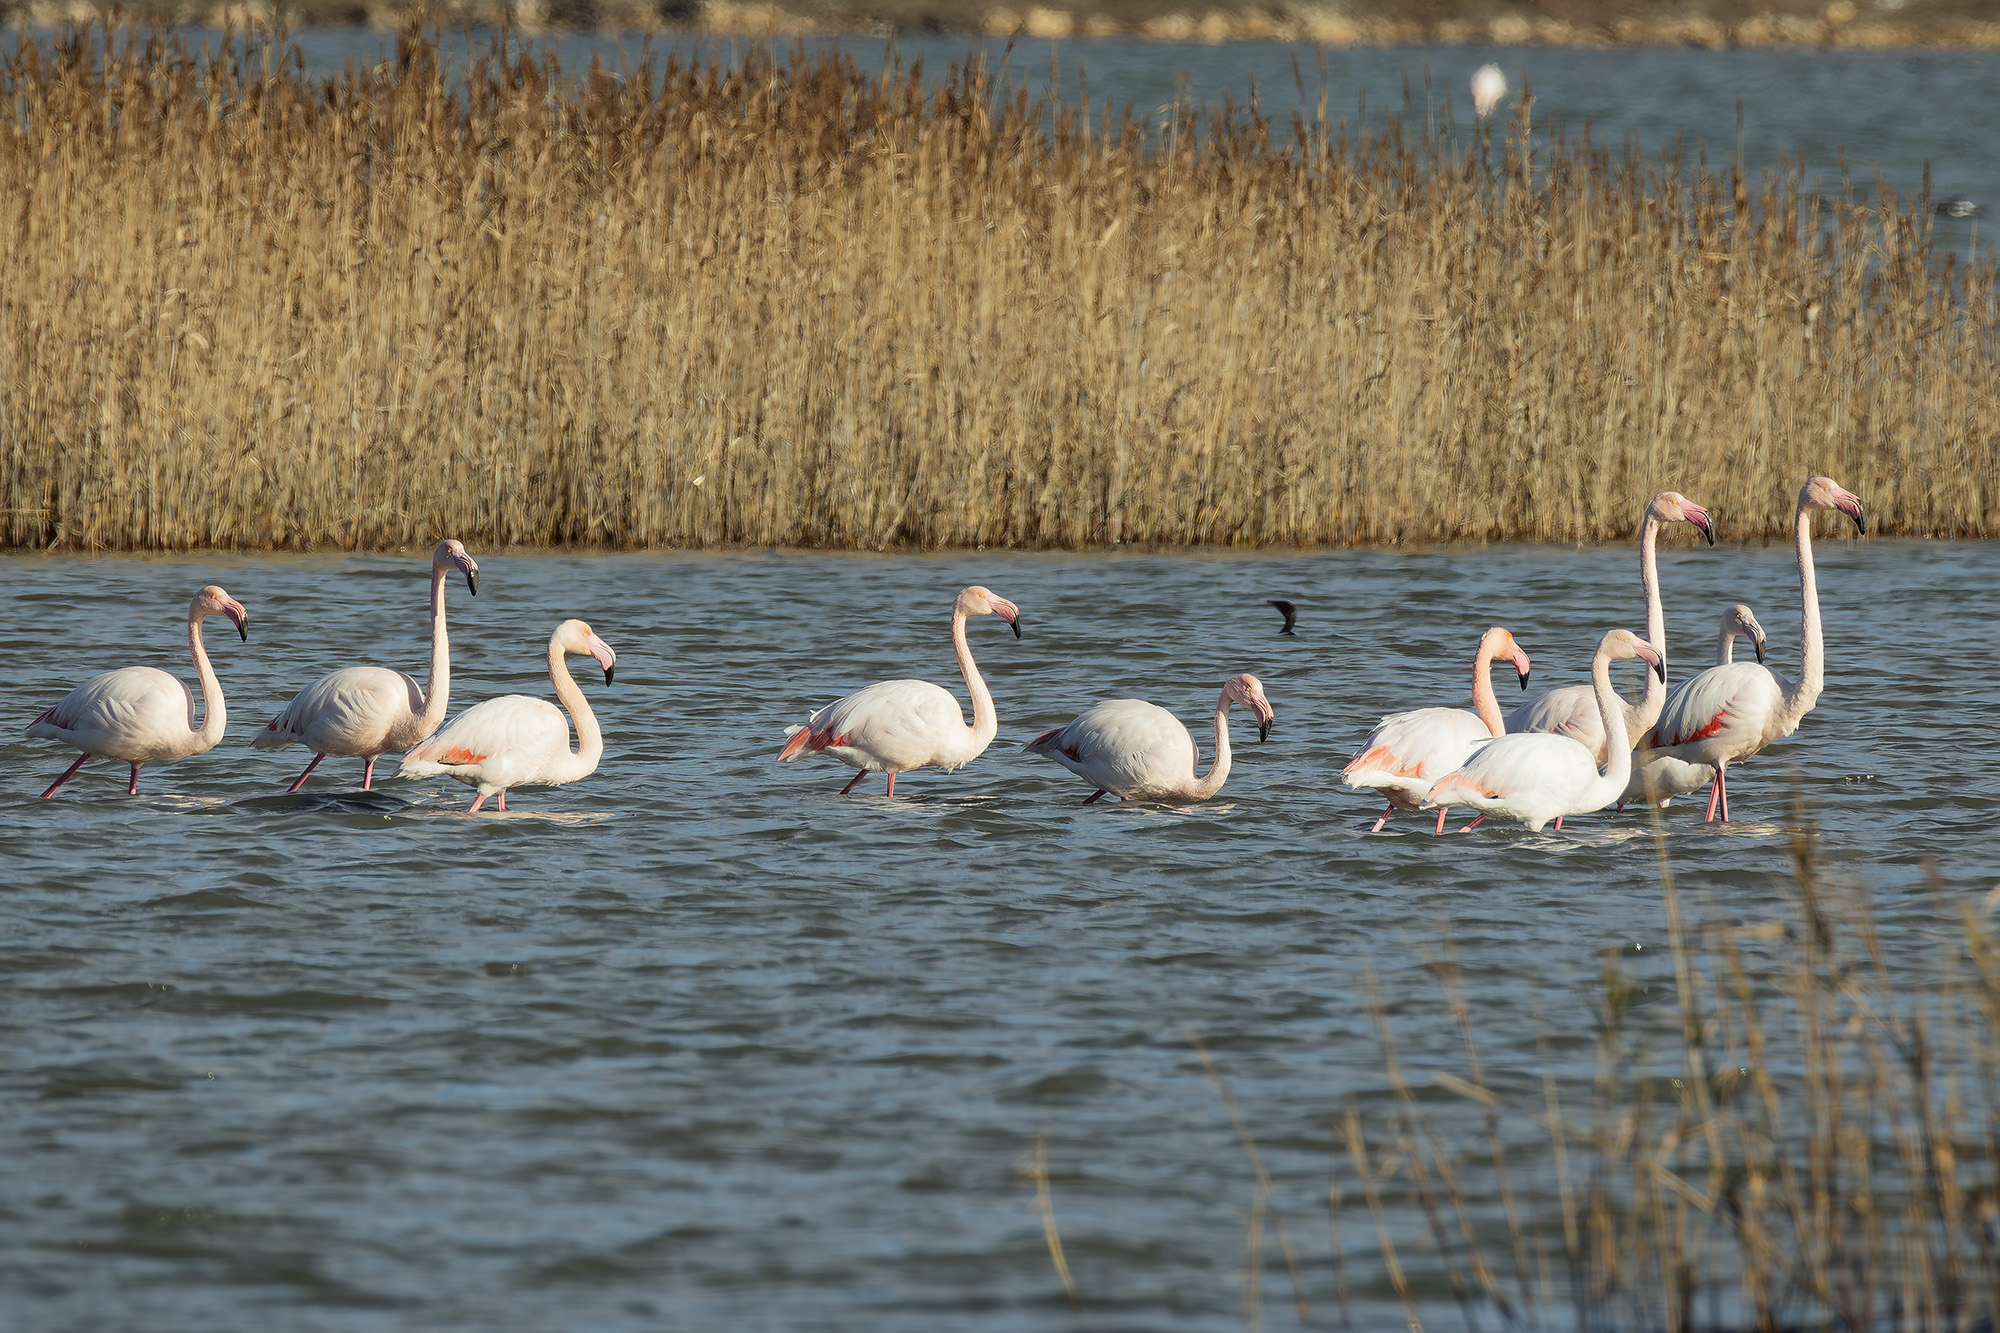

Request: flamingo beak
left=1753, top=635, right=1766, bottom=664
left=1258, top=718, right=1272, bottom=743
left=1687, top=504, right=1715, bottom=546
left=1840, top=494, right=1866, bottom=535
left=1639, top=645, right=1665, bottom=682
left=1513, top=649, right=1532, bottom=690
left=465, top=568, right=478, bottom=596
left=587, top=633, right=616, bottom=685
left=227, top=606, right=248, bottom=641
left=994, top=598, right=1022, bottom=638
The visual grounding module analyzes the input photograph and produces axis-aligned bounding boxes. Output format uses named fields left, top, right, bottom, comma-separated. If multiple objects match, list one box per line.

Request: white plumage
left=1024, top=674, right=1274, bottom=802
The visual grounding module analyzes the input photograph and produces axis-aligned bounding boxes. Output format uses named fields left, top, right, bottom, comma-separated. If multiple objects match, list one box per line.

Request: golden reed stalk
left=2, top=22, right=1994, bottom=550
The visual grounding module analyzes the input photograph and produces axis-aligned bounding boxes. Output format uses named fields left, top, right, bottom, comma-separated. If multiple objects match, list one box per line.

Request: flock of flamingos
left=20, top=475, right=1862, bottom=830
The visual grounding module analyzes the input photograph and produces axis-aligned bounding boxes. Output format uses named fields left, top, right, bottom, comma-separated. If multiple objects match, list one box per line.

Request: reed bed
left=1168, top=826, right=2000, bottom=1332
left=2, top=21, right=1997, bottom=551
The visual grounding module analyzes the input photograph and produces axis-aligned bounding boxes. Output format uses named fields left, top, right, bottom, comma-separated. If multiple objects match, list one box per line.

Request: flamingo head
left=957, top=586, right=1022, bottom=638
left=190, top=585, right=248, bottom=641
left=1803, top=477, right=1866, bottom=535
left=1223, top=673, right=1275, bottom=742
left=1481, top=627, right=1532, bottom=690
left=556, top=618, right=617, bottom=684
left=1600, top=628, right=1665, bottom=681
left=1653, top=491, right=1715, bottom=545
left=434, top=539, right=480, bottom=595
left=1723, top=603, right=1767, bottom=665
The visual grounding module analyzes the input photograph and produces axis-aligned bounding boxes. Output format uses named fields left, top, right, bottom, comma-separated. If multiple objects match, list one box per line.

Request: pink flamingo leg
left=362, top=756, right=376, bottom=790
left=128, top=764, right=141, bottom=795
left=1553, top=816, right=1564, bottom=831
left=287, top=753, right=326, bottom=793
left=467, top=791, right=488, bottom=813
left=839, top=770, right=870, bottom=795
left=1434, top=807, right=1451, bottom=835
left=885, top=772, right=897, bottom=799
left=1084, top=789, right=1108, bottom=804
left=1717, top=765, right=1730, bottom=823
left=1456, top=815, right=1486, bottom=834
left=40, top=753, right=90, bottom=800
left=1704, top=771, right=1723, bottom=823
left=497, top=791, right=507, bottom=811
left=1370, top=804, right=1393, bottom=833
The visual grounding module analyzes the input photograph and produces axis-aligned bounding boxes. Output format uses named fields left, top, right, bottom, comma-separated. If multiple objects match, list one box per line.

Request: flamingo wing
left=1505, top=685, right=1608, bottom=760
left=27, top=667, right=191, bottom=743
left=780, top=679, right=968, bottom=771
left=1344, top=707, right=1490, bottom=783
left=1646, top=663, right=1783, bottom=757
left=401, top=695, right=569, bottom=781
left=1427, top=733, right=1598, bottom=814
left=1026, top=699, right=1192, bottom=793
left=253, top=666, right=422, bottom=752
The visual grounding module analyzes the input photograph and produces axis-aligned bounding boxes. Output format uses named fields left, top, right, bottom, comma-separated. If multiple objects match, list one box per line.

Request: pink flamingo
left=778, top=585, right=1021, bottom=797
left=398, top=619, right=616, bottom=813
left=1622, top=603, right=1765, bottom=809
left=1633, top=477, right=1865, bottom=822
left=26, top=585, right=249, bottom=798
left=251, top=540, right=479, bottom=791
left=1506, top=491, right=1713, bottom=764
left=1023, top=674, right=1275, bottom=802
left=1425, top=629, right=1664, bottom=833
left=1342, top=627, right=1532, bottom=833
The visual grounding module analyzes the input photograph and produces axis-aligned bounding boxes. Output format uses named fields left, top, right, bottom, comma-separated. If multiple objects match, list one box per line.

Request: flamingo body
left=1425, top=733, right=1607, bottom=833
left=783, top=679, right=984, bottom=775
left=1025, top=674, right=1273, bottom=802
left=1342, top=707, right=1494, bottom=810
left=29, top=667, right=209, bottom=764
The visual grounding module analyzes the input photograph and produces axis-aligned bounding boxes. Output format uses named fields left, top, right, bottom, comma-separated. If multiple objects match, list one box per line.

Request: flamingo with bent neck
left=1622, top=603, right=1766, bottom=810
left=1023, top=674, right=1276, bottom=802
left=1342, top=626, right=1532, bottom=833
left=252, top=540, right=479, bottom=791
left=399, top=619, right=616, bottom=812
left=27, top=585, right=249, bottom=798
left=1506, top=491, right=1713, bottom=764
left=1634, top=477, right=1864, bottom=822
left=1425, top=629, right=1665, bottom=833
left=778, top=585, right=1022, bottom=798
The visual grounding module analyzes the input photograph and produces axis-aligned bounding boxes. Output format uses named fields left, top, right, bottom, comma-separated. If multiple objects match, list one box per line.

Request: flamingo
left=1506, top=491, right=1713, bottom=764
left=1471, top=64, right=1508, bottom=118
left=1621, top=603, right=1766, bottom=810
left=777, top=585, right=1021, bottom=797
left=1424, top=629, right=1665, bottom=833
left=398, top=619, right=616, bottom=813
left=251, top=539, right=479, bottom=791
left=26, top=585, right=249, bottom=798
left=1023, top=674, right=1275, bottom=803
left=1342, top=627, right=1532, bottom=833
left=1632, top=477, right=1865, bottom=823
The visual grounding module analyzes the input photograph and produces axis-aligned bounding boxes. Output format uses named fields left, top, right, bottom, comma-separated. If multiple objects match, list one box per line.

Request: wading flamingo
left=1506, top=491, right=1713, bottom=764
left=1633, top=477, right=1865, bottom=823
left=1342, top=627, right=1532, bottom=833
left=27, top=585, right=249, bottom=798
left=1424, top=629, right=1664, bottom=833
left=778, top=585, right=1021, bottom=798
left=399, top=620, right=615, bottom=813
left=1024, top=674, right=1275, bottom=803
left=252, top=540, right=479, bottom=791
left=1622, top=604, right=1765, bottom=810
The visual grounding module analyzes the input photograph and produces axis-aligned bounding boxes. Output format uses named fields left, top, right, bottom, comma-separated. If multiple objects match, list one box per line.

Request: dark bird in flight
left=1268, top=600, right=1297, bottom=635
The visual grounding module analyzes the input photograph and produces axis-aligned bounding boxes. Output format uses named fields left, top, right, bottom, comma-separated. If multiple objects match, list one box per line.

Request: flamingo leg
left=362, top=756, right=376, bottom=790
left=1554, top=816, right=1564, bottom=831
left=1456, top=815, right=1486, bottom=834
left=1371, top=804, right=1393, bottom=833
left=1434, top=806, right=1450, bottom=835
left=1084, top=789, right=1108, bottom=804
left=468, top=791, right=489, bottom=813
left=1704, top=770, right=1723, bottom=823
left=885, top=773, right=897, bottom=799
left=40, top=753, right=90, bottom=800
left=839, top=770, right=870, bottom=795
left=1717, top=764, right=1730, bottom=823
left=287, top=753, right=326, bottom=793
left=497, top=790, right=507, bottom=812
left=128, top=764, right=141, bottom=795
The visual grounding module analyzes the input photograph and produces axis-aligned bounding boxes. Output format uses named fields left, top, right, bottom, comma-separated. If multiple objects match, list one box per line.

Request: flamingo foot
left=468, top=791, right=489, bottom=813
left=1370, top=804, right=1392, bottom=833
left=839, top=770, right=869, bottom=795
left=1084, top=789, right=1108, bottom=804
left=287, top=753, right=326, bottom=794
left=885, top=773, right=897, bottom=799
left=1456, top=815, right=1486, bottom=834
left=40, top=752, right=90, bottom=800
left=362, top=756, right=376, bottom=790
left=128, top=764, right=141, bottom=796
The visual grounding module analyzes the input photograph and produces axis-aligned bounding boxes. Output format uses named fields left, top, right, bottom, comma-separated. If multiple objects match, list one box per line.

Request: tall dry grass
left=2, top=21, right=1996, bottom=551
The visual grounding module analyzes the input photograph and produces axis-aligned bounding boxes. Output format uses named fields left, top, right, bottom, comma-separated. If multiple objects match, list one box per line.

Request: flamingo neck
left=187, top=613, right=226, bottom=754
left=548, top=638, right=602, bottom=783
left=1187, top=690, right=1234, bottom=799
left=1586, top=648, right=1635, bottom=802
left=1776, top=493, right=1824, bottom=727
left=1635, top=511, right=1668, bottom=727
left=414, top=565, right=453, bottom=737
left=1470, top=641, right=1506, bottom=736
left=1716, top=626, right=1737, bottom=665
left=952, top=610, right=997, bottom=755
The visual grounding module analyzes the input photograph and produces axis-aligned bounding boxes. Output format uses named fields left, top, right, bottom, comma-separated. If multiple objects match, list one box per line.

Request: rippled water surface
left=3, top=539, right=1993, bottom=1329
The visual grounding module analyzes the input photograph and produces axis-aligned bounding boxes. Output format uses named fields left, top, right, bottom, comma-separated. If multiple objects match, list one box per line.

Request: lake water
left=2, top=536, right=1992, bottom=1328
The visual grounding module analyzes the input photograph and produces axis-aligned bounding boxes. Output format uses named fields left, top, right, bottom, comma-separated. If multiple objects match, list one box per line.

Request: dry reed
left=3, top=21, right=1997, bottom=551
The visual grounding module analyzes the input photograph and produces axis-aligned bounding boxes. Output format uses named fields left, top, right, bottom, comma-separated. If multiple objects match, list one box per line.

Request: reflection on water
left=0, top=541, right=1991, bottom=1327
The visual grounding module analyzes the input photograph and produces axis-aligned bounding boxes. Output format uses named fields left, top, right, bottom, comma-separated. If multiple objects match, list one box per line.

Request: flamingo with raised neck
left=1024, top=674, right=1275, bottom=802
left=778, top=585, right=1022, bottom=798
left=1342, top=626, right=1532, bottom=833
left=27, top=585, right=249, bottom=798
left=399, top=619, right=616, bottom=812
left=1634, top=477, right=1864, bottom=822
left=1622, top=603, right=1766, bottom=809
left=253, top=539, right=479, bottom=791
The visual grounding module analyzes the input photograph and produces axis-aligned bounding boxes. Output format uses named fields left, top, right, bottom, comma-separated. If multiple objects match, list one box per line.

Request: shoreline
left=10, top=3, right=2000, bottom=51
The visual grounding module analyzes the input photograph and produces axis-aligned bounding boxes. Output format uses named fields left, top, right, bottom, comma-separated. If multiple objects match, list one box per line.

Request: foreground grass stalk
left=4, top=21, right=1997, bottom=551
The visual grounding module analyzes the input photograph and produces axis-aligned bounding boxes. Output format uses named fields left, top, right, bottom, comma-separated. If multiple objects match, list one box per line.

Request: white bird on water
left=1024, top=673, right=1275, bottom=803
left=1472, top=64, right=1508, bottom=119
